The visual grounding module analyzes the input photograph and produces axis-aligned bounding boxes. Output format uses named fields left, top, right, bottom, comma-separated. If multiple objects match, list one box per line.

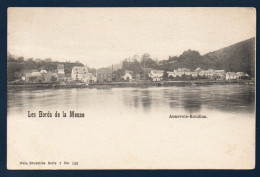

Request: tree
left=45, top=58, right=52, bottom=62
left=169, top=75, right=174, bottom=81
left=17, top=57, right=24, bottom=62
left=113, top=69, right=125, bottom=81
left=7, top=55, right=16, bottom=62
left=162, top=71, right=168, bottom=81
left=28, top=58, right=34, bottom=62
left=51, top=76, right=57, bottom=82
left=122, top=57, right=142, bottom=74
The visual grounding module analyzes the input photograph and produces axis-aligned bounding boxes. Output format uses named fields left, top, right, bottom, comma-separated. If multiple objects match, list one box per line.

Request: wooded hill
left=7, top=37, right=255, bottom=82
left=121, top=37, right=255, bottom=77
left=203, top=37, right=255, bottom=77
left=7, top=59, right=84, bottom=81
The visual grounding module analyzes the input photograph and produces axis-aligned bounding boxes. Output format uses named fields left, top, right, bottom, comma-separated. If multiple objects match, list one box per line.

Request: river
left=7, top=84, right=255, bottom=169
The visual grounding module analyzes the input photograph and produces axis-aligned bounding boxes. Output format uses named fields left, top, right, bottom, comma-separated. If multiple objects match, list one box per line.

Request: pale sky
left=8, top=8, right=256, bottom=68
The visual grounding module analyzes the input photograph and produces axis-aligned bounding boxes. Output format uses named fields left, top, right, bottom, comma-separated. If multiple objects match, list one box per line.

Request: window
left=76, top=75, right=78, bottom=77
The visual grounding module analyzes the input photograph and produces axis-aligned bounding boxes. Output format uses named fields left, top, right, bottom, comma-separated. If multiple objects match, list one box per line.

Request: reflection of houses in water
left=181, top=92, right=202, bottom=113
left=139, top=90, right=152, bottom=111
left=121, top=89, right=152, bottom=112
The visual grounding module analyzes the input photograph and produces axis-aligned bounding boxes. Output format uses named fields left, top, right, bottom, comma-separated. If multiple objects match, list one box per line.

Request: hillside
left=104, top=63, right=122, bottom=71
left=203, top=37, right=255, bottom=77
left=7, top=60, right=84, bottom=81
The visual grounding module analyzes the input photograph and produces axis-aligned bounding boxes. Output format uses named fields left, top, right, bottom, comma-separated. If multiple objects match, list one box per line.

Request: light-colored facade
left=123, top=70, right=133, bottom=81
left=226, top=72, right=239, bottom=80
left=57, top=64, right=65, bottom=74
left=167, top=68, right=227, bottom=80
left=198, top=69, right=215, bottom=78
left=167, top=68, right=198, bottom=78
left=25, top=71, right=42, bottom=83
left=149, top=70, right=164, bottom=81
left=236, top=72, right=246, bottom=78
left=42, top=72, right=59, bottom=83
left=82, top=73, right=97, bottom=83
left=71, top=66, right=88, bottom=81
left=174, top=68, right=191, bottom=76
left=167, top=71, right=177, bottom=78
left=213, top=70, right=226, bottom=80
left=40, top=69, right=47, bottom=74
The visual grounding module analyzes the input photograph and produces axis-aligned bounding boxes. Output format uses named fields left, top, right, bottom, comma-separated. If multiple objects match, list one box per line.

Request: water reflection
left=8, top=85, right=255, bottom=115
left=140, top=90, right=152, bottom=112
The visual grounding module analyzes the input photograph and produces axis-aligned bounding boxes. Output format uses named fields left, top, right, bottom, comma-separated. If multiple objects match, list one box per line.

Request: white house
left=195, top=68, right=202, bottom=73
left=167, top=71, right=177, bottom=78
left=82, top=73, right=97, bottom=83
left=57, top=64, right=65, bottom=74
left=167, top=68, right=197, bottom=78
left=71, top=66, right=88, bottom=81
left=198, top=69, right=215, bottom=78
left=25, top=71, right=42, bottom=83
left=226, top=72, right=239, bottom=80
left=174, top=68, right=191, bottom=76
left=149, top=70, right=164, bottom=81
left=122, top=70, right=133, bottom=81
left=236, top=72, right=246, bottom=78
left=40, top=69, right=47, bottom=74
left=213, top=70, right=225, bottom=80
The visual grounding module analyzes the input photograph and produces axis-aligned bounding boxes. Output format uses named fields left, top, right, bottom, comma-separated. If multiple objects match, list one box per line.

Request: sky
left=8, top=8, right=256, bottom=68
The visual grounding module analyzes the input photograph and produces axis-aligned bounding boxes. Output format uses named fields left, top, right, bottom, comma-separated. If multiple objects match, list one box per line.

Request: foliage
left=7, top=37, right=255, bottom=82
left=7, top=55, right=84, bottom=81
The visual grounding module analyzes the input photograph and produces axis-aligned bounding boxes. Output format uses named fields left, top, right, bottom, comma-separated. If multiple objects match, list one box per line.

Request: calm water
left=8, top=84, right=255, bottom=116
left=7, top=84, right=256, bottom=169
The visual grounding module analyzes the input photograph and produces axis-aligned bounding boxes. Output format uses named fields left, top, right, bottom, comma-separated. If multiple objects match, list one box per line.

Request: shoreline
left=7, top=80, right=255, bottom=89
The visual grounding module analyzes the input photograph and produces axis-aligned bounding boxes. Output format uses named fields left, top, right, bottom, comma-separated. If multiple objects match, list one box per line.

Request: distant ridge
left=102, top=62, right=122, bottom=72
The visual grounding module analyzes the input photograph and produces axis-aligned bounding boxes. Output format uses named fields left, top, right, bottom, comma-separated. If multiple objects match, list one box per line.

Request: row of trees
left=8, top=54, right=81, bottom=64
left=121, top=50, right=211, bottom=74
left=121, top=40, right=255, bottom=78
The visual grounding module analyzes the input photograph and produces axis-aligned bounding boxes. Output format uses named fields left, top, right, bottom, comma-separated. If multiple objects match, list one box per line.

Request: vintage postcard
left=7, top=7, right=256, bottom=169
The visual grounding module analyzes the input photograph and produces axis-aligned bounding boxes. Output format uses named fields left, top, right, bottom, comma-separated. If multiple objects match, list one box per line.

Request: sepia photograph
left=7, top=7, right=256, bottom=169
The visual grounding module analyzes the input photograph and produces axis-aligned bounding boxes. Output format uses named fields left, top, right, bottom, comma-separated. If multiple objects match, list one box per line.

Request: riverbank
left=7, top=80, right=255, bottom=89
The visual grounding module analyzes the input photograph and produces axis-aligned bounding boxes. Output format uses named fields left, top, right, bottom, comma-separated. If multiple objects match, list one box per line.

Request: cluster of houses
left=122, top=68, right=249, bottom=82
left=23, top=64, right=97, bottom=84
left=22, top=63, right=250, bottom=84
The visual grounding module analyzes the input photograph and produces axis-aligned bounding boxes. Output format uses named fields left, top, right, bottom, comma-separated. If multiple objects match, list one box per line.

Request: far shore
left=7, top=80, right=255, bottom=89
